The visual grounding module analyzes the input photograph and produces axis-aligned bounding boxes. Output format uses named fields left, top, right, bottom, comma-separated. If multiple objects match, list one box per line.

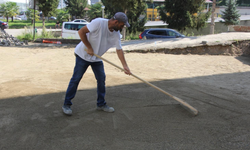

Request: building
left=90, top=0, right=101, bottom=5
left=146, top=0, right=164, bottom=21
left=56, top=0, right=99, bottom=9
left=58, top=0, right=66, bottom=9
left=0, top=0, right=28, bottom=12
left=145, top=0, right=220, bottom=21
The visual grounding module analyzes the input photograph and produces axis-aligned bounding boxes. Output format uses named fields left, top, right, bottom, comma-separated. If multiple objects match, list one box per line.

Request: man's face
left=113, top=21, right=125, bottom=31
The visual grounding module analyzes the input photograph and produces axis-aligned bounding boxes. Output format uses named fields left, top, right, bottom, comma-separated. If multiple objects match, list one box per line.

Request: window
left=168, top=31, right=177, bottom=36
left=64, top=23, right=87, bottom=31
left=148, top=30, right=166, bottom=35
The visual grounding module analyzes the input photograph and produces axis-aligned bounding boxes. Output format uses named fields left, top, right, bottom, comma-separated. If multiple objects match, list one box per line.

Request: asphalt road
left=4, top=29, right=61, bottom=37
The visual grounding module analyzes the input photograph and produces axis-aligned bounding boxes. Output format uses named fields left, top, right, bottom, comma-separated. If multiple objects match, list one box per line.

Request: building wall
left=230, top=25, right=250, bottom=32
left=185, top=20, right=250, bottom=36
left=0, top=1, right=28, bottom=11
left=147, top=8, right=160, bottom=21
left=218, top=6, right=250, bottom=15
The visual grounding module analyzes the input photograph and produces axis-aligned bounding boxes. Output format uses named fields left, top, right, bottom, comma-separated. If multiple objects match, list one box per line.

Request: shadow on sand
left=1, top=71, right=250, bottom=150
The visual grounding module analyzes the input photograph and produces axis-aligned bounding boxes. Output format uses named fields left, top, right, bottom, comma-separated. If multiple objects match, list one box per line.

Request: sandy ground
left=1, top=41, right=250, bottom=149
left=1, top=46, right=250, bottom=99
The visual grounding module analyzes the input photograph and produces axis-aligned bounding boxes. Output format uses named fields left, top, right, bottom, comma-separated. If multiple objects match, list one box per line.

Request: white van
left=62, top=22, right=89, bottom=39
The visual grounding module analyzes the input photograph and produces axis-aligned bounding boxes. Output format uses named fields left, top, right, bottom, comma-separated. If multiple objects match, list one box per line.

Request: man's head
left=111, top=12, right=130, bottom=32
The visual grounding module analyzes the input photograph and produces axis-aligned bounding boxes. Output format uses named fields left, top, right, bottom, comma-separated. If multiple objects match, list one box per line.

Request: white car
left=14, top=17, right=22, bottom=20
left=18, top=15, right=27, bottom=20
left=62, top=22, right=89, bottom=39
left=72, top=19, right=89, bottom=23
left=62, top=21, right=123, bottom=39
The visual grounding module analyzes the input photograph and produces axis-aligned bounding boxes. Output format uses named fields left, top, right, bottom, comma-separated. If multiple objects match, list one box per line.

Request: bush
left=39, top=26, right=54, bottom=38
left=17, top=26, right=56, bottom=41
left=17, top=26, right=34, bottom=41
left=125, top=31, right=140, bottom=40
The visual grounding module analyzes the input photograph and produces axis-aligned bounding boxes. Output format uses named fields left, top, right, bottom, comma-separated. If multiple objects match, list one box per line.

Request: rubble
left=0, top=29, right=28, bottom=46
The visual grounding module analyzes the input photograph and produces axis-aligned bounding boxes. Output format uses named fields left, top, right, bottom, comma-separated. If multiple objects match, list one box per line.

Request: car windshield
left=148, top=30, right=166, bottom=35
left=64, top=23, right=87, bottom=31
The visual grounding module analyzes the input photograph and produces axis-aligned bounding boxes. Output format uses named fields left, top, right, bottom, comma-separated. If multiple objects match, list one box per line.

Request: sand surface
left=1, top=46, right=250, bottom=99
left=1, top=45, right=250, bottom=149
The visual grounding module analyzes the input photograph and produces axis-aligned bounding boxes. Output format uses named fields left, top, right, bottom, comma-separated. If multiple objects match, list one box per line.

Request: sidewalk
left=4, top=28, right=61, bottom=37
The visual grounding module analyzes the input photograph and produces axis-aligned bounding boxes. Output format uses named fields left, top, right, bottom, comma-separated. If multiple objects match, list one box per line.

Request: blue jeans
left=64, top=54, right=106, bottom=107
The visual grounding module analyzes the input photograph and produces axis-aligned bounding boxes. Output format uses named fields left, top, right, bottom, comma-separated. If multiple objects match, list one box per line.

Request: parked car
left=62, top=21, right=122, bottom=39
left=0, top=20, right=9, bottom=30
left=72, top=19, right=89, bottom=23
left=14, top=17, right=22, bottom=20
left=62, top=22, right=89, bottom=39
left=139, top=28, right=185, bottom=39
left=49, top=16, right=57, bottom=20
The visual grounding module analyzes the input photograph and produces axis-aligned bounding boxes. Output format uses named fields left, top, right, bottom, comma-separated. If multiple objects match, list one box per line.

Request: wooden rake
left=93, top=53, right=198, bottom=116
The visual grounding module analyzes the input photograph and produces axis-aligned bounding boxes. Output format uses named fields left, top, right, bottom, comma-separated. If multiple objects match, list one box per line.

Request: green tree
left=126, top=1, right=147, bottom=34
left=56, top=8, right=71, bottom=22
left=87, top=2, right=103, bottom=21
left=0, top=2, right=19, bottom=22
left=221, top=0, right=241, bottom=31
left=64, top=0, right=87, bottom=19
left=158, top=0, right=210, bottom=31
left=38, top=0, right=59, bottom=28
left=102, top=0, right=147, bottom=34
left=25, top=8, right=40, bottom=24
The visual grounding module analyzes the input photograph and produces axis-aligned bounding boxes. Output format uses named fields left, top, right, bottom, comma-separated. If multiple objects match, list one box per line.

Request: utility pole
left=210, top=0, right=216, bottom=34
left=33, top=0, right=36, bottom=41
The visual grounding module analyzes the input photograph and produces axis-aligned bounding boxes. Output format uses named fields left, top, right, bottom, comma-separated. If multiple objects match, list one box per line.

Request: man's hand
left=123, top=66, right=132, bottom=75
left=85, top=48, right=94, bottom=56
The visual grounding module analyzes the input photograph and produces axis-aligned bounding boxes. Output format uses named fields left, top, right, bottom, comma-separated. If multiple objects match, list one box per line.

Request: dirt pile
left=0, top=29, right=28, bottom=46
left=232, top=40, right=250, bottom=56
left=129, top=40, right=250, bottom=56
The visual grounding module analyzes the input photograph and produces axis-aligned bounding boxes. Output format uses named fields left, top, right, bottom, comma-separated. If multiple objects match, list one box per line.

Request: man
left=55, top=21, right=60, bottom=29
left=62, top=12, right=132, bottom=115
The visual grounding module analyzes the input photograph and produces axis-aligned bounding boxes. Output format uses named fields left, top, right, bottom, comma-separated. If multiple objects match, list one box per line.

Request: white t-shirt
left=74, top=18, right=122, bottom=62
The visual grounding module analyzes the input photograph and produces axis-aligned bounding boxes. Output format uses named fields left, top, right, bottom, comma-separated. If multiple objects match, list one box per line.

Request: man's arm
left=116, top=49, right=131, bottom=75
left=78, top=26, right=94, bottom=56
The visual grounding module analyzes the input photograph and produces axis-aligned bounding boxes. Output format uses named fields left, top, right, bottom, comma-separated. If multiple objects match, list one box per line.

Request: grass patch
left=0, top=19, right=57, bottom=29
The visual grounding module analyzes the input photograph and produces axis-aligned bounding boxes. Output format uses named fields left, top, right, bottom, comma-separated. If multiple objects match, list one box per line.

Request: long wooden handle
left=94, top=53, right=198, bottom=116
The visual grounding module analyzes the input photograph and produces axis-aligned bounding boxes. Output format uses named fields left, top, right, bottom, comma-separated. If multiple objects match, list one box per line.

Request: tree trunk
left=11, top=16, right=14, bottom=22
left=123, top=10, right=128, bottom=41
left=210, top=0, right=216, bottom=34
left=6, top=16, right=9, bottom=22
left=42, top=13, right=45, bottom=28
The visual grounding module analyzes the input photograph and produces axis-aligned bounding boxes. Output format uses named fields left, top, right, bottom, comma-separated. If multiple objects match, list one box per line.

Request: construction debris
left=43, top=39, right=62, bottom=44
left=0, top=29, right=28, bottom=46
